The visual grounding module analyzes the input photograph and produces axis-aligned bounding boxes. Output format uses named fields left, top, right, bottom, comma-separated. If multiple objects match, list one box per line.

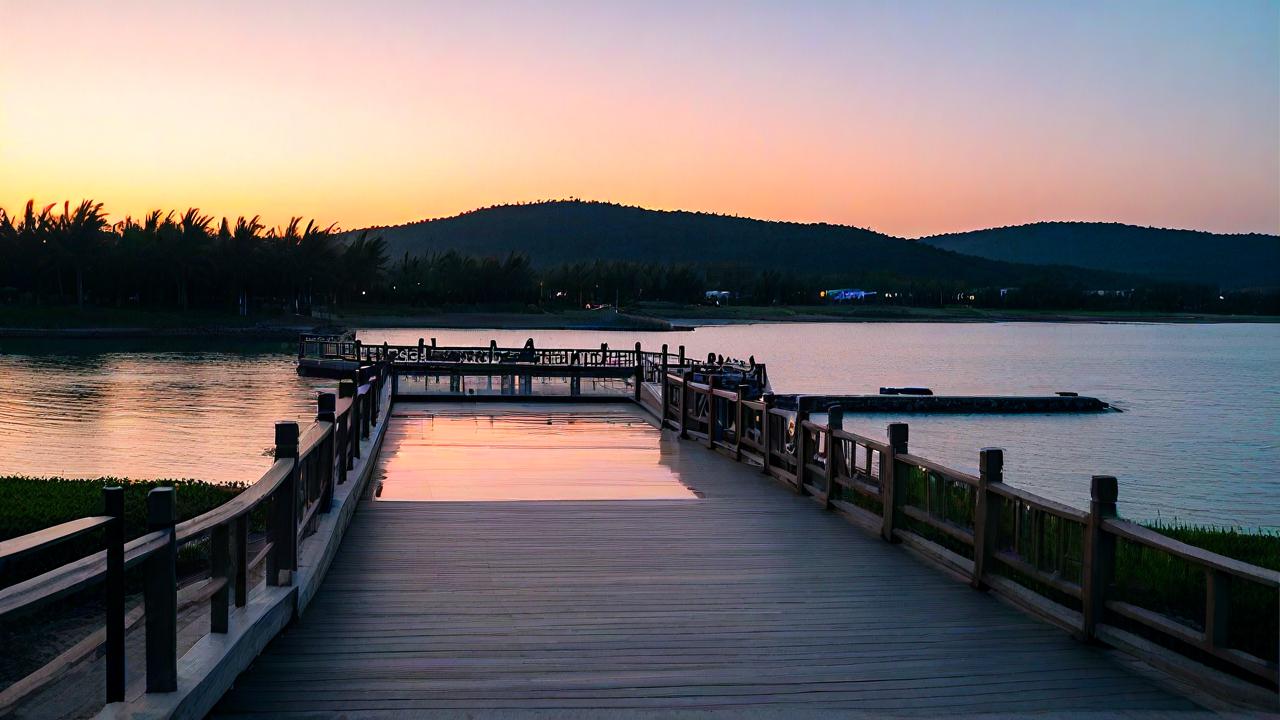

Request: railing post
left=734, top=387, right=745, bottom=461
left=234, top=515, right=248, bottom=608
left=706, top=376, right=718, bottom=449
left=317, top=391, right=337, bottom=512
left=660, top=344, right=670, bottom=417
left=103, top=486, right=125, bottom=703
left=824, top=407, right=843, bottom=509
left=211, top=521, right=230, bottom=633
left=972, top=447, right=1004, bottom=589
left=339, top=380, right=356, bottom=469
left=677, top=345, right=685, bottom=366
left=794, top=398, right=814, bottom=494
left=144, top=487, right=177, bottom=693
left=761, top=393, right=774, bottom=475
left=1082, top=475, right=1117, bottom=641
left=1205, top=569, right=1231, bottom=653
left=489, top=339, right=497, bottom=363
left=634, top=341, right=643, bottom=402
left=418, top=337, right=425, bottom=362
left=679, top=373, right=690, bottom=439
left=353, top=339, right=362, bottom=362
left=269, top=422, right=299, bottom=587
left=881, top=422, right=909, bottom=542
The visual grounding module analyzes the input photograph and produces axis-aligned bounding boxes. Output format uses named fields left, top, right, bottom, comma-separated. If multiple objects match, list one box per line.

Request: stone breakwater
left=773, top=394, right=1112, bottom=413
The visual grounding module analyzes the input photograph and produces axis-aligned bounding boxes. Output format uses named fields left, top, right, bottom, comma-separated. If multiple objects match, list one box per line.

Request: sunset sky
left=2, top=0, right=1277, bottom=237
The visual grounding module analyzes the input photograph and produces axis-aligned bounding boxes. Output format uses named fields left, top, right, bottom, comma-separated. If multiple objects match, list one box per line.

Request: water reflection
left=0, top=338, right=329, bottom=484
left=375, top=406, right=696, bottom=501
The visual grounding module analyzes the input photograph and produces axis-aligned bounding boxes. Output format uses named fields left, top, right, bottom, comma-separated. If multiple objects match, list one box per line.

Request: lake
left=1, top=323, right=1275, bottom=528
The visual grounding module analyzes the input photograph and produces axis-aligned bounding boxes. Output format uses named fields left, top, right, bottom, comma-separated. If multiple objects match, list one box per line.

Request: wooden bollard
left=269, top=422, right=299, bottom=587
left=1082, top=475, right=1118, bottom=641
left=678, top=345, right=685, bottom=366
left=972, top=447, right=1004, bottom=589
left=104, top=486, right=125, bottom=702
left=418, top=337, right=425, bottom=362
left=144, top=487, right=177, bottom=693
left=881, top=422, right=909, bottom=542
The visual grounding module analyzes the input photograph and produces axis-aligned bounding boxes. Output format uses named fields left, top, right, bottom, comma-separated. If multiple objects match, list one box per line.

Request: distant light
left=1219, top=295, right=1225, bottom=300
left=361, top=290, right=366, bottom=295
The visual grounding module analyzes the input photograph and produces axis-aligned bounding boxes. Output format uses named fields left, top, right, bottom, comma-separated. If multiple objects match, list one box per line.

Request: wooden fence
left=663, top=370, right=1279, bottom=689
left=0, top=365, right=389, bottom=704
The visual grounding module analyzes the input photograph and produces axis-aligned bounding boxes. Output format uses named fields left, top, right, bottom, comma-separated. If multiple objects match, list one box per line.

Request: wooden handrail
left=0, top=529, right=167, bottom=619
left=1102, top=518, right=1280, bottom=588
left=174, top=459, right=294, bottom=544
left=0, top=516, right=114, bottom=562
left=986, top=482, right=1089, bottom=523
left=896, top=452, right=980, bottom=487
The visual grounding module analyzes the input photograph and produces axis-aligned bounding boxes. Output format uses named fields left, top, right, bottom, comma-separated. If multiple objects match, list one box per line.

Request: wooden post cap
left=275, top=421, right=300, bottom=454
left=887, top=422, right=909, bottom=451
left=103, top=485, right=124, bottom=513
left=827, top=406, right=844, bottom=429
left=338, top=379, right=355, bottom=397
left=979, top=447, right=1004, bottom=476
left=317, top=392, right=336, bottom=414
left=1091, top=475, right=1119, bottom=503
left=147, top=487, right=176, bottom=527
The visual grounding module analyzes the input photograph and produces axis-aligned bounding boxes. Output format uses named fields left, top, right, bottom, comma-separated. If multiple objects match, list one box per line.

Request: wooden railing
left=301, top=334, right=688, bottom=370
left=659, top=374, right=1279, bottom=689
left=0, top=364, right=389, bottom=704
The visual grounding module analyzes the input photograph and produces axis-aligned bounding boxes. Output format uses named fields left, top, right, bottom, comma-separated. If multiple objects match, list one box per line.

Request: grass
left=0, top=475, right=245, bottom=586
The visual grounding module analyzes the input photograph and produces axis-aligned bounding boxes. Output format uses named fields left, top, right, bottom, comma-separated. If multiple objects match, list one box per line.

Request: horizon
left=2, top=196, right=1276, bottom=240
left=3, top=1, right=1278, bottom=237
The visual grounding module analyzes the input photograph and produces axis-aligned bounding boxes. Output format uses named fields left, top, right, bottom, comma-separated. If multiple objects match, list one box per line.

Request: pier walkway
left=213, top=405, right=1199, bottom=717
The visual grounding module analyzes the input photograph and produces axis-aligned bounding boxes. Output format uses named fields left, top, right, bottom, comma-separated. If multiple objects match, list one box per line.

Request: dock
left=1, top=338, right=1275, bottom=719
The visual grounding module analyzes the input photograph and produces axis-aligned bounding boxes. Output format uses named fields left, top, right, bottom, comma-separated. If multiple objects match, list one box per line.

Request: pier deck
left=213, top=405, right=1200, bottom=717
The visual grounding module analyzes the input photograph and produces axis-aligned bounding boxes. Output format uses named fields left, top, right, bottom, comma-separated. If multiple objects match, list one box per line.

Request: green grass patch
left=0, top=475, right=244, bottom=586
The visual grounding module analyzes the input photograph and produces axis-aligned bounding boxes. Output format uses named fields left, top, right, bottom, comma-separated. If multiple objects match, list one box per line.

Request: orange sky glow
left=2, top=1, right=1277, bottom=238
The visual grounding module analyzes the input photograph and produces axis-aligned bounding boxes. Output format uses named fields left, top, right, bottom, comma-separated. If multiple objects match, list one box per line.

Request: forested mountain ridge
left=919, top=221, right=1279, bottom=290
left=352, top=200, right=1140, bottom=288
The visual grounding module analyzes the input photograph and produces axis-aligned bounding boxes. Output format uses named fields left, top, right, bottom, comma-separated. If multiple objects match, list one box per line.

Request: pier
left=1, top=338, right=1276, bottom=718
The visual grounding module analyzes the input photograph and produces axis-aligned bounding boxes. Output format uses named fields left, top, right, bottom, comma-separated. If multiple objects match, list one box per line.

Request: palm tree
left=342, top=231, right=389, bottom=300
left=221, top=215, right=263, bottom=315
left=57, top=200, right=109, bottom=309
left=174, top=208, right=213, bottom=311
left=295, top=219, right=338, bottom=312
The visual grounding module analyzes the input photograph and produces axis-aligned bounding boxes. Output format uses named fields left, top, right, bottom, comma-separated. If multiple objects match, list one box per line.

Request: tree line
left=0, top=200, right=385, bottom=314
left=2, top=199, right=1274, bottom=316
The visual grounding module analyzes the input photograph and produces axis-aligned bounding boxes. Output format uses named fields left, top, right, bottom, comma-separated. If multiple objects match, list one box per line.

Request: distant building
left=704, top=290, right=734, bottom=304
left=820, top=288, right=877, bottom=302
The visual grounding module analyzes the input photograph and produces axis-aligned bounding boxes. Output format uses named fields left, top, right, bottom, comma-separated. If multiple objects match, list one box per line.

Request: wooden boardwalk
left=214, top=405, right=1203, bottom=717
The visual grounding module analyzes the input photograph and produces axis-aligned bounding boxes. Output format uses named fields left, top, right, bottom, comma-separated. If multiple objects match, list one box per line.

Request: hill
left=355, top=201, right=1136, bottom=288
left=919, top=222, right=1279, bottom=290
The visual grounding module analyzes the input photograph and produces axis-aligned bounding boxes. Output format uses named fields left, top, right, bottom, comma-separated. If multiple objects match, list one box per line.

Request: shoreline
left=2, top=307, right=1276, bottom=339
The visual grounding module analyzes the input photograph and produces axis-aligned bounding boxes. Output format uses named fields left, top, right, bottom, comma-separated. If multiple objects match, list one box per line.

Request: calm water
left=1, top=324, right=1276, bottom=528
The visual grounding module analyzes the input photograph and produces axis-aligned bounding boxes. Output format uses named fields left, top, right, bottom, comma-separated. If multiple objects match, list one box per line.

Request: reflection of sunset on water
left=374, top=405, right=698, bottom=501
